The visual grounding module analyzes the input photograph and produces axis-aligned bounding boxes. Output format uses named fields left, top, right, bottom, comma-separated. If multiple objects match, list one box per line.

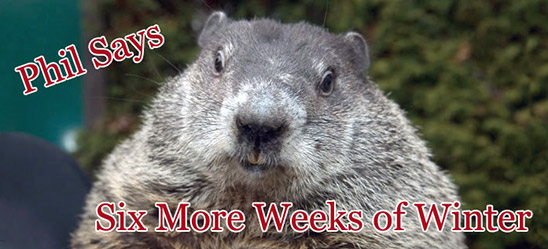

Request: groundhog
left=72, top=12, right=466, bottom=249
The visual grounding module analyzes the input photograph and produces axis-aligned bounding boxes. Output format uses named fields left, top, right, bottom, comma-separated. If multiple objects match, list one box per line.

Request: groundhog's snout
left=225, top=80, right=307, bottom=172
left=234, top=108, right=289, bottom=168
left=229, top=85, right=298, bottom=171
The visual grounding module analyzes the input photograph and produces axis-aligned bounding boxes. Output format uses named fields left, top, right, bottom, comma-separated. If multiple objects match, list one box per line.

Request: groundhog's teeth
left=248, top=152, right=262, bottom=165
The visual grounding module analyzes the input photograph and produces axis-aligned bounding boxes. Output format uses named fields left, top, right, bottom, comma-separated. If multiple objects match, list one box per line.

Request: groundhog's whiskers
left=88, top=96, right=148, bottom=104
left=124, top=73, right=162, bottom=86
left=323, top=0, right=329, bottom=27
left=151, top=50, right=182, bottom=74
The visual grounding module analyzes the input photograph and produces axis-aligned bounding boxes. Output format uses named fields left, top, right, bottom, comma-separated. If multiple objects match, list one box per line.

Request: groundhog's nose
left=235, top=115, right=288, bottom=150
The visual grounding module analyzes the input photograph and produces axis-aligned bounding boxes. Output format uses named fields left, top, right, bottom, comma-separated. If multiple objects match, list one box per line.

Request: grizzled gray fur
left=72, top=12, right=466, bottom=249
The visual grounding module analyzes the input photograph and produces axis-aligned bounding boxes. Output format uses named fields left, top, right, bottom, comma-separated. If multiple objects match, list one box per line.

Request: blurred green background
left=2, top=0, right=546, bottom=248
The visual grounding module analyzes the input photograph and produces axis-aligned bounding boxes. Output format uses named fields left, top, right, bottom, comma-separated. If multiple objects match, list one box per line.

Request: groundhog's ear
left=343, top=32, right=370, bottom=73
left=198, top=11, right=229, bottom=48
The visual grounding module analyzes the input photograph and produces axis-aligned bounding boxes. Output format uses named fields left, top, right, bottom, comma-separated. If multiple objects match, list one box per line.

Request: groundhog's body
left=72, top=12, right=466, bottom=249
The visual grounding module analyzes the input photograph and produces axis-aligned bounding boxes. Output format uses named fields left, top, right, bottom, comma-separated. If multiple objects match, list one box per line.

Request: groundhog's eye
left=214, top=50, right=224, bottom=74
left=319, top=69, right=335, bottom=96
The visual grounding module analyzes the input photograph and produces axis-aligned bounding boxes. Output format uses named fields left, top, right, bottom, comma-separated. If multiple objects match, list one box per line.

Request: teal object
left=0, top=0, right=83, bottom=152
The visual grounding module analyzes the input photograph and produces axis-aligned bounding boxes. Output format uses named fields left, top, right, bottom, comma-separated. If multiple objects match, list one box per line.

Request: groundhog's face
left=161, top=12, right=371, bottom=194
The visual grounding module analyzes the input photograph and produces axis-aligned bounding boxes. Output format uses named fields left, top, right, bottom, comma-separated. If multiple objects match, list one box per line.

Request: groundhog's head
left=150, top=12, right=375, bottom=197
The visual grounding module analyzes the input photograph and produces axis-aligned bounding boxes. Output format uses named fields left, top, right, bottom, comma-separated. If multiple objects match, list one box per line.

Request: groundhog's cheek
left=277, top=133, right=316, bottom=167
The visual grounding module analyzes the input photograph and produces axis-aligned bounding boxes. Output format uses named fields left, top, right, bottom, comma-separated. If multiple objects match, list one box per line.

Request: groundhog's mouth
left=241, top=161, right=270, bottom=173
left=234, top=150, right=280, bottom=174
